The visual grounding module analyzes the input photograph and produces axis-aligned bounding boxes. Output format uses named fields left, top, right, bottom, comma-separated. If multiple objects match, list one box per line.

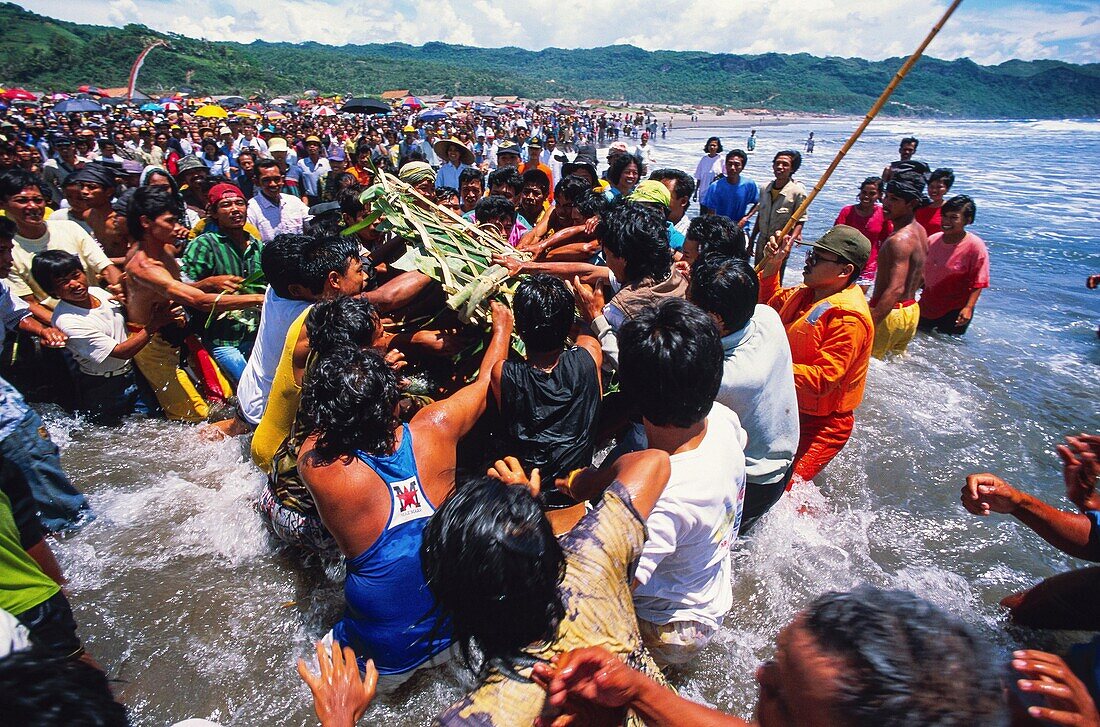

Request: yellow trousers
left=872, top=301, right=920, bottom=359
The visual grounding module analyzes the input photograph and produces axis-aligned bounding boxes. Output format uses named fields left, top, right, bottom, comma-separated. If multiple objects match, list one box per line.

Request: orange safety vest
left=774, top=284, right=873, bottom=417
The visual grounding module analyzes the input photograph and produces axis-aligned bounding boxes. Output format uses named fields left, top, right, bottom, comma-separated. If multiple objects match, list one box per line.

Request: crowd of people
left=0, top=92, right=1091, bottom=727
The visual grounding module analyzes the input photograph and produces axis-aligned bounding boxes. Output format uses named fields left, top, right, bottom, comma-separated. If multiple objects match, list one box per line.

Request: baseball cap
left=803, top=225, right=871, bottom=268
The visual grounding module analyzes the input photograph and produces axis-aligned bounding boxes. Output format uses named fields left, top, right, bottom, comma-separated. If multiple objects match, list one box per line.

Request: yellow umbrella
left=195, top=104, right=228, bottom=118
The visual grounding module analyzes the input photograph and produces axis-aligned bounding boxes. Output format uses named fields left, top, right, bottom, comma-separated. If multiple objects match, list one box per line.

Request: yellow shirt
left=10, top=219, right=112, bottom=303
left=251, top=308, right=310, bottom=473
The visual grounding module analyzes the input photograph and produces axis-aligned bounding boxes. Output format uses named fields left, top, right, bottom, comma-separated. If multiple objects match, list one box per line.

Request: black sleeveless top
left=499, top=347, right=601, bottom=507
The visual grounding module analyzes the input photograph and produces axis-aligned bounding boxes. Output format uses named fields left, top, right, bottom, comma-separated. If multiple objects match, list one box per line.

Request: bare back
left=872, top=218, right=928, bottom=314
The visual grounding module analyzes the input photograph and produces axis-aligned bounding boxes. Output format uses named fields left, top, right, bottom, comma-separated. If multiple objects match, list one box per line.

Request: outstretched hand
left=1058, top=434, right=1100, bottom=513
left=488, top=456, right=541, bottom=498
left=1012, top=649, right=1100, bottom=727
left=297, top=640, right=377, bottom=727
left=961, top=473, right=1022, bottom=516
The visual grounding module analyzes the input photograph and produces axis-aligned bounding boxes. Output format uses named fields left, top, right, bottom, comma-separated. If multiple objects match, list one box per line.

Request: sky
left=18, top=0, right=1100, bottom=65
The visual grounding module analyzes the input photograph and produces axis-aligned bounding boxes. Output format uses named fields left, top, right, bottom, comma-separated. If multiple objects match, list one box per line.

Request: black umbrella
left=53, top=98, right=105, bottom=113
left=220, top=96, right=246, bottom=108
left=340, top=97, right=391, bottom=114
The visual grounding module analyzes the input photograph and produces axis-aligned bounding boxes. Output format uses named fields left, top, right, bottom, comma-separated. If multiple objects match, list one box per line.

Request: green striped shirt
left=181, top=231, right=265, bottom=348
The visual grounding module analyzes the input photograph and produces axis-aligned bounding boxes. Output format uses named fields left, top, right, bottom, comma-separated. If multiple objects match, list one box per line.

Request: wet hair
left=299, top=234, right=360, bottom=295
left=618, top=298, right=722, bottom=428
left=337, top=185, right=366, bottom=217
left=773, top=149, right=802, bottom=174
left=648, top=168, right=695, bottom=200
left=689, top=255, right=759, bottom=334
left=724, top=149, right=748, bottom=166
left=0, top=649, right=129, bottom=726
left=596, top=202, right=672, bottom=283
left=487, top=167, right=523, bottom=196
left=929, top=167, right=955, bottom=191
left=554, top=174, right=591, bottom=203
left=685, top=215, right=750, bottom=261
left=324, top=172, right=358, bottom=201
left=900, top=136, right=920, bottom=149
left=305, top=296, right=378, bottom=359
left=474, top=195, right=516, bottom=226
left=861, top=176, right=884, bottom=195
left=606, top=153, right=639, bottom=186
left=703, top=136, right=723, bottom=152
left=521, top=169, right=550, bottom=195
left=514, top=274, right=574, bottom=354
left=126, top=187, right=179, bottom=241
left=576, top=189, right=609, bottom=219
left=421, top=475, right=564, bottom=674
left=0, top=169, right=46, bottom=201
left=802, top=586, right=1005, bottom=727
left=30, top=250, right=83, bottom=295
left=942, top=194, right=977, bottom=224
left=458, top=166, right=484, bottom=189
left=0, top=217, right=15, bottom=239
left=260, top=233, right=308, bottom=298
left=298, top=346, right=399, bottom=463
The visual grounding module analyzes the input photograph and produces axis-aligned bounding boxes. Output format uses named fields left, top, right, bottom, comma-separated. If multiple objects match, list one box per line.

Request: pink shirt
left=920, top=231, right=990, bottom=320
left=835, top=204, right=892, bottom=277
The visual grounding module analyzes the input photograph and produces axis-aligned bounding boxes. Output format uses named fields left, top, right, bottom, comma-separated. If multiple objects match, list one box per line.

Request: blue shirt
left=701, top=175, right=760, bottom=222
left=435, top=162, right=468, bottom=190
left=667, top=221, right=685, bottom=251
left=0, top=282, right=31, bottom=441
left=296, top=156, right=331, bottom=197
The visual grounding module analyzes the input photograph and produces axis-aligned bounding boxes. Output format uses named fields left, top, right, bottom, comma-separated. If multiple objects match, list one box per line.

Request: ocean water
left=42, top=118, right=1100, bottom=725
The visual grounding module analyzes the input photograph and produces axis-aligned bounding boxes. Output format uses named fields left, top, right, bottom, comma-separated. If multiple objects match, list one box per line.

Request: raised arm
left=133, top=261, right=264, bottom=312
left=559, top=449, right=671, bottom=520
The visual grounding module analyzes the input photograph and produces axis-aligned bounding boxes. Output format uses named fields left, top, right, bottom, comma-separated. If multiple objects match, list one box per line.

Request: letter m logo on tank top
left=389, top=475, right=431, bottom=527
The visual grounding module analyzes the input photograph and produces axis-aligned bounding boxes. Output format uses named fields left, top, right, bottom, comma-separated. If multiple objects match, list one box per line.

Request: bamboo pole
left=763, top=0, right=963, bottom=261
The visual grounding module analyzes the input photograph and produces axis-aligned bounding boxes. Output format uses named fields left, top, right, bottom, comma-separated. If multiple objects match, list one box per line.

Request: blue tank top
left=331, top=424, right=452, bottom=675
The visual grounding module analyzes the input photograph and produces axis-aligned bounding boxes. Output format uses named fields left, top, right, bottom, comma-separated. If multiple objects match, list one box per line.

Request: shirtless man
left=881, top=136, right=919, bottom=183
left=869, top=170, right=929, bottom=358
left=124, top=186, right=264, bottom=422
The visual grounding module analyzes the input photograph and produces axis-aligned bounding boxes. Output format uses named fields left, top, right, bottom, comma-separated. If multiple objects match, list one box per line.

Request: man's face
left=658, top=178, right=689, bottom=224
left=329, top=159, right=346, bottom=174
left=331, top=255, right=367, bottom=296
left=519, top=183, right=546, bottom=217
left=754, top=617, right=844, bottom=727
left=490, top=183, right=517, bottom=204
left=480, top=215, right=514, bottom=239
left=801, top=245, right=851, bottom=290
left=212, top=196, right=248, bottom=230
left=773, top=155, right=793, bottom=179
left=78, top=181, right=111, bottom=208
left=307, top=141, right=322, bottom=157
left=881, top=192, right=916, bottom=221
left=57, top=143, right=76, bottom=161
left=63, top=183, right=87, bottom=212
left=3, top=185, right=47, bottom=227
left=413, top=178, right=436, bottom=200
left=258, top=166, right=284, bottom=200
left=725, top=155, right=745, bottom=179
left=0, top=236, right=14, bottom=278
left=497, top=153, right=520, bottom=169
left=349, top=204, right=383, bottom=245
left=155, top=133, right=169, bottom=149
left=460, top=180, right=483, bottom=211
left=899, top=141, right=917, bottom=160
left=243, top=125, right=255, bottom=139
left=545, top=137, right=556, bottom=151
left=145, top=210, right=188, bottom=246
left=681, top=237, right=700, bottom=267
left=51, top=267, right=90, bottom=303
left=554, top=195, right=585, bottom=227
left=239, top=155, right=255, bottom=174
left=182, top=168, right=209, bottom=194
left=0, top=148, right=16, bottom=168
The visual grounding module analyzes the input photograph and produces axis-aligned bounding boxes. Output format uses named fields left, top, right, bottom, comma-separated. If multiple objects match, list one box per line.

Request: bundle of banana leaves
left=342, top=170, right=529, bottom=327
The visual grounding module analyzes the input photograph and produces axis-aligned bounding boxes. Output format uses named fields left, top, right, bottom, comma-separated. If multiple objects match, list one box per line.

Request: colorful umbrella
left=140, top=102, right=163, bottom=112
left=401, top=96, right=423, bottom=109
left=269, top=98, right=289, bottom=106
left=233, top=109, right=261, bottom=119
left=1, top=88, right=36, bottom=102
left=312, top=106, right=337, bottom=116
left=163, top=101, right=181, bottom=112
left=195, top=104, right=229, bottom=118
left=264, top=110, right=286, bottom=121
left=47, top=93, right=69, bottom=101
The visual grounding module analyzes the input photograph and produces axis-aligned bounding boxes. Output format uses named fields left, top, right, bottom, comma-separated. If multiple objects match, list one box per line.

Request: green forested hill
left=1, top=2, right=1097, bottom=117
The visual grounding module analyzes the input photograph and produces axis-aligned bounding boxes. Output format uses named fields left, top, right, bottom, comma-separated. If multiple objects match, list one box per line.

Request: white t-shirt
left=694, top=154, right=724, bottom=195
left=246, top=193, right=310, bottom=242
left=236, top=288, right=311, bottom=424
left=10, top=220, right=112, bottom=303
left=717, top=305, right=800, bottom=485
left=51, top=287, right=131, bottom=376
left=633, top=402, right=747, bottom=629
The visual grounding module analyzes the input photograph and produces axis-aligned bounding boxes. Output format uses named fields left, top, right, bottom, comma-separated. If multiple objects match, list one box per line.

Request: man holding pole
left=757, top=226, right=873, bottom=483
left=869, top=168, right=929, bottom=358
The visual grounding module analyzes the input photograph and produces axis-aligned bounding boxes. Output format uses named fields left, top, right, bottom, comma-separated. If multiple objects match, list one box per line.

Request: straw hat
left=433, top=137, right=474, bottom=165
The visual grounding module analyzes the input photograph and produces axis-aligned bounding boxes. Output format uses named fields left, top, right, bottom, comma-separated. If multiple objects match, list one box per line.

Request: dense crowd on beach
left=0, top=90, right=1097, bottom=727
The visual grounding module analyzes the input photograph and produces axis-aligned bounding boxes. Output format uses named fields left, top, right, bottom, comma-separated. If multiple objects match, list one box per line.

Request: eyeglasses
left=805, top=249, right=845, bottom=267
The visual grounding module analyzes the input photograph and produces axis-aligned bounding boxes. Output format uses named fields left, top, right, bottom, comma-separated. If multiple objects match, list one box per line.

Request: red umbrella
left=401, top=96, right=423, bottom=109
left=2, top=88, right=36, bottom=102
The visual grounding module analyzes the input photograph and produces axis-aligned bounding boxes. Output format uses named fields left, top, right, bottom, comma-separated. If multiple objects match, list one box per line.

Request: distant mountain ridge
left=1, top=2, right=1097, bottom=117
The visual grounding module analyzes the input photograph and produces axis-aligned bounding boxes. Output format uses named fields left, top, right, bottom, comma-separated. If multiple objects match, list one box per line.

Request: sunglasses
left=804, top=248, right=845, bottom=267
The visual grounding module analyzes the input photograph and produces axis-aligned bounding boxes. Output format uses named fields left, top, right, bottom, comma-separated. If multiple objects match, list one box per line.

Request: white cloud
left=15, top=0, right=1100, bottom=64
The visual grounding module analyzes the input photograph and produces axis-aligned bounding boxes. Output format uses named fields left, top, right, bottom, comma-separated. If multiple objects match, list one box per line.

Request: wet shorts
left=15, top=591, right=84, bottom=660
left=872, top=300, right=920, bottom=358
left=638, top=618, right=718, bottom=667
left=256, top=486, right=338, bottom=558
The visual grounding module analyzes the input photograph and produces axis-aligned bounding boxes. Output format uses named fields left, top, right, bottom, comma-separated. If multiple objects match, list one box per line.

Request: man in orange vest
left=757, top=225, right=873, bottom=482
